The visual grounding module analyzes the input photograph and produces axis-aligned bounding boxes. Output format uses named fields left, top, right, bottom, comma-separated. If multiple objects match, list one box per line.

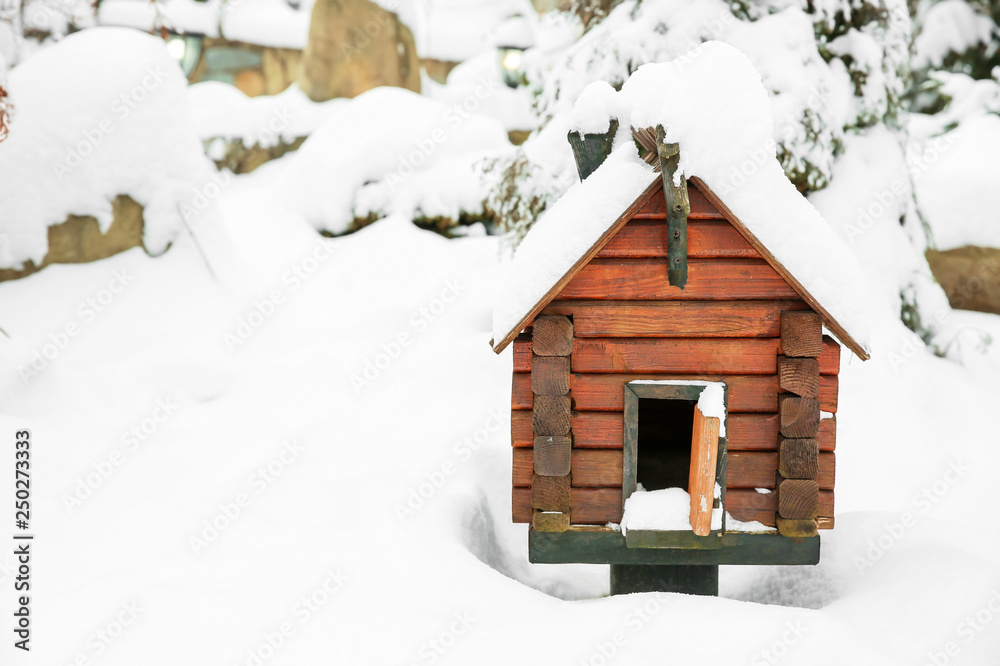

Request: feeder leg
left=609, top=564, right=718, bottom=596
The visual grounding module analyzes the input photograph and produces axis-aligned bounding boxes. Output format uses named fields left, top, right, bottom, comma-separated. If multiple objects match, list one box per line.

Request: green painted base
left=610, top=564, right=718, bottom=596
left=529, top=529, right=820, bottom=566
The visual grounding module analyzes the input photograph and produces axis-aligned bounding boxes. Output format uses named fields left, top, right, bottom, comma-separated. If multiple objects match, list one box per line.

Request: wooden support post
left=655, top=125, right=689, bottom=289
left=610, top=564, right=718, bottom=596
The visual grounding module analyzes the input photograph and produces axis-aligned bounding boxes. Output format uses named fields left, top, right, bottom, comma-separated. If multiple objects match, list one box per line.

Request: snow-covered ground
left=2, top=9, right=1000, bottom=666
left=1, top=146, right=1000, bottom=664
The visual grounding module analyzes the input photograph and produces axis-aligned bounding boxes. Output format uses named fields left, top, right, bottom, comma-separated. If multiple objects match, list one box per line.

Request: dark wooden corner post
left=655, top=125, right=690, bottom=289
left=776, top=311, right=823, bottom=538
left=531, top=316, right=574, bottom=532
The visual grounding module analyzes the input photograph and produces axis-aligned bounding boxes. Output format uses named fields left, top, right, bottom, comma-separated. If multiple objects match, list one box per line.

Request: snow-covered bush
left=507, top=0, right=914, bottom=205
left=909, top=0, right=1000, bottom=113
left=277, top=87, right=512, bottom=236
left=0, top=27, right=213, bottom=269
left=482, top=150, right=569, bottom=251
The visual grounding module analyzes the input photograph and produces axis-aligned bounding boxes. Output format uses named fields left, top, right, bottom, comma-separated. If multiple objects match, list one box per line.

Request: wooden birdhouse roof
left=492, top=43, right=873, bottom=362
left=491, top=145, right=872, bottom=360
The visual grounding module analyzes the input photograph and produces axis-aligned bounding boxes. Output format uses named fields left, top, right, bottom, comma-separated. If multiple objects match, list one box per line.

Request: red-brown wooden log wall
left=511, top=180, right=838, bottom=529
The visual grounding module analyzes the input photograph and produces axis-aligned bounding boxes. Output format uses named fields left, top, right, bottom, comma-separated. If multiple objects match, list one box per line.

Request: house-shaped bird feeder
left=490, top=44, right=871, bottom=596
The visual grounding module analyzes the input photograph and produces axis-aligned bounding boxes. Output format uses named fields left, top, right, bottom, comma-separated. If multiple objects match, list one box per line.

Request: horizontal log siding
left=510, top=183, right=840, bottom=528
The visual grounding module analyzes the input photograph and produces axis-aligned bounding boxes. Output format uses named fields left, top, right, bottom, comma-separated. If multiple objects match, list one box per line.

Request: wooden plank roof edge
left=690, top=177, right=870, bottom=362
left=491, top=176, right=662, bottom=354
left=491, top=175, right=871, bottom=363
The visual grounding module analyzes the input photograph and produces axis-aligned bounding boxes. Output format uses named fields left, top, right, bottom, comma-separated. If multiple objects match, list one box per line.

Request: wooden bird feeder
left=492, top=123, right=870, bottom=596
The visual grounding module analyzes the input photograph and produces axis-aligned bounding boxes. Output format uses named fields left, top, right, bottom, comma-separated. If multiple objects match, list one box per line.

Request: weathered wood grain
left=820, top=416, right=836, bottom=451
left=570, top=374, right=780, bottom=412
left=571, top=487, right=623, bottom=524
left=523, top=412, right=835, bottom=452
left=726, top=489, right=833, bottom=527
left=513, top=411, right=622, bottom=448
left=690, top=408, right=721, bottom=536
left=534, top=436, right=572, bottom=476
left=777, top=478, right=820, bottom=520
left=542, top=300, right=804, bottom=338
left=571, top=412, right=623, bottom=449
left=694, top=177, right=869, bottom=361
left=513, top=334, right=532, bottom=372
left=571, top=449, right=623, bottom=487
left=780, top=395, right=821, bottom=438
left=633, top=180, right=723, bottom=220
left=727, top=451, right=834, bottom=489
left=512, top=410, right=532, bottom=447
left=777, top=517, right=818, bottom=538
left=656, top=129, right=690, bottom=288
left=531, top=356, right=571, bottom=396
left=559, top=258, right=800, bottom=301
left=598, top=220, right=760, bottom=259
left=533, top=396, right=571, bottom=436
left=512, top=447, right=532, bottom=486
left=778, top=356, right=821, bottom=398
left=512, top=373, right=532, bottom=409
left=572, top=338, right=781, bottom=374
left=727, top=414, right=837, bottom=451
left=532, top=510, right=570, bottom=532
left=780, top=311, right=823, bottom=357
left=779, top=438, right=819, bottom=479
left=532, top=474, right=571, bottom=512
left=532, top=315, right=573, bottom=356
left=513, top=487, right=531, bottom=523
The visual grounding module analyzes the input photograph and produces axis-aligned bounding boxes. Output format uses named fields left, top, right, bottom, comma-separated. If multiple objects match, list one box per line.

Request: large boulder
left=0, top=195, right=145, bottom=282
left=926, top=246, right=1000, bottom=315
left=298, top=0, right=420, bottom=102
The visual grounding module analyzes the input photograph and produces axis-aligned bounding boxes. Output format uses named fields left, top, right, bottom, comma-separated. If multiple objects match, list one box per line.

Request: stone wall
left=0, top=196, right=146, bottom=283
left=926, top=246, right=1000, bottom=315
left=298, top=0, right=420, bottom=102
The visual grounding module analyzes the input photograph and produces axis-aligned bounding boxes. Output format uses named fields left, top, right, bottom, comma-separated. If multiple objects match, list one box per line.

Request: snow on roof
left=492, top=41, right=872, bottom=360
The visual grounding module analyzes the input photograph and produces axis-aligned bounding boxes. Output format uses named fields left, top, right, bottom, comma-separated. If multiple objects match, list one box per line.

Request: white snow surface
left=622, top=487, right=699, bottom=533
left=621, top=487, right=771, bottom=534
left=277, top=86, right=512, bottom=234
left=569, top=80, right=620, bottom=135
left=423, top=51, right=539, bottom=131
left=696, top=382, right=727, bottom=437
left=0, top=27, right=212, bottom=268
left=496, top=42, right=873, bottom=356
left=914, top=0, right=996, bottom=69
left=98, top=0, right=310, bottom=49
left=915, top=114, right=1000, bottom=251
left=1, top=120, right=1000, bottom=664
left=187, top=81, right=344, bottom=145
